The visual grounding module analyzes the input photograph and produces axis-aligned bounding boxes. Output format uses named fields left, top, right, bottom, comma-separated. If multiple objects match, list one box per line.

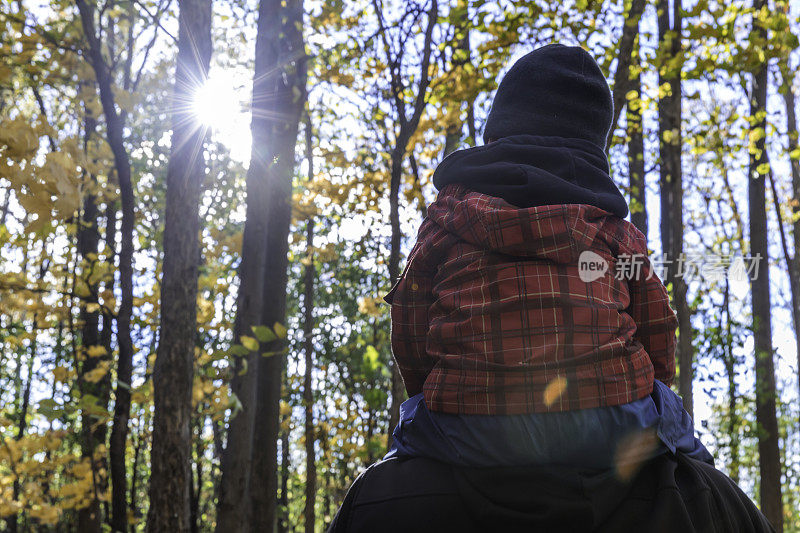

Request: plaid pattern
left=384, top=184, right=677, bottom=415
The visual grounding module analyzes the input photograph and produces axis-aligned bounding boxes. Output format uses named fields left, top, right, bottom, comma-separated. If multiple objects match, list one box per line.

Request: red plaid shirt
left=384, top=184, right=677, bottom=415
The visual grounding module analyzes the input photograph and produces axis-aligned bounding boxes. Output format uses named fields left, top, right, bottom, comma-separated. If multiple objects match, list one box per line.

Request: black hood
left=432, top=134, right=629, bottom=219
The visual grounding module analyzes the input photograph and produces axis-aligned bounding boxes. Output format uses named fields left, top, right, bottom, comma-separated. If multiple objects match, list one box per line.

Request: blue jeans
left=385, top=380, right=713, bottom=469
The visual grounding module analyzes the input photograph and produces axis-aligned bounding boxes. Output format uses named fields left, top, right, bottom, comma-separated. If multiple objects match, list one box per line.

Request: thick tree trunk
left=303, top=116, right=317, bottom=533
left=249, top=1, right=308, bottom=531
left=214, top=15, right=273, bottom=533
left=146, top=0, right=212, bottom=530
left=747, top=19, right=782, bottom=528
left=657, top=0, right=693, bottom=417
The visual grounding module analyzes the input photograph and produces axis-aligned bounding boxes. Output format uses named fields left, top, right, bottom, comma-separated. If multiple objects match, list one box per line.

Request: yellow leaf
left=543, top=377, right=568, bottom=407
left=241, top=336, right=259, bottom=351
left=86, top=345, right=107, bottom=358
left=273, top=322, right=288, bottom=339
left=84, top=362, right=109, bottom=383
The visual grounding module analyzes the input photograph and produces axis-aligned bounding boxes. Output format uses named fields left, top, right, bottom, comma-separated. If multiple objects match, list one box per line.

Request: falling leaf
left=614, top=429, right=659, bottom=482
left=543, top=377, right=568, bottom=407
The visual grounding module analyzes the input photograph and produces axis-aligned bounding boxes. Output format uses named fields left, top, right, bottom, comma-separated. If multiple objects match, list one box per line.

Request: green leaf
left=230, top=344, right=249, bottom=357
left=241, top=336, right=259, bottom=351
left=252, top=325, right=277, bottom=343
left=38, top=399, right=61, bottom=421
left=273, top=322, right=288, bottom=339
left=363, top=345, right=380, bottom=372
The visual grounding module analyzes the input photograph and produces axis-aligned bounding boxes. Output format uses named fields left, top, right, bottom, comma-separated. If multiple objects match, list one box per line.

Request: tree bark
left=777, top=58, right=800, bottom=426
left=73, top=3, right=138, bottom=530
left=657, top=0, right=693, bottom=417
left=747, top=10, right=782, bottom=527
left=249, top=1, right=308, bottom=531
left=277, top=406, right=291, bottom=533
left=721, top=279, right=740, bottom=484
left=303, top=115, right=317, bottom=533
left=442, top=0, right=471, bottom=159
left=377, top=0, right=439, bottom=449
left=606, top=0, right=647, bottom=152
left=626, top=34, right=647, bottom=239
left=146, top=0, right=212, bottom=530
left=77, top=109, right=107, bottom=533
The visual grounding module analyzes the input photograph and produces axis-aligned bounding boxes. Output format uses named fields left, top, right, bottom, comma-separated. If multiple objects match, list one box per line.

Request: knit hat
left=482, top=44, right=613, bottom=151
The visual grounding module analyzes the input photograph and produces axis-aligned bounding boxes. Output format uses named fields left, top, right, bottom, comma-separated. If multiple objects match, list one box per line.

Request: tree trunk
left=73, top=3, right=138, bottom=530
left=146, top=0, right=212, bottom=530
left=249, top=1, right=308, bottom=531
left=777, top=58, right=800, bottom=425
left=214, top=14, right=274, bottom=533
left=190, top=420, right=203, bottom=533
left=442, top=0, right=471, bottom=159
left=606, top=0, right=647, bottom=152
left=387, top=148, right=406, bottom=445
left=8, top=322, right=34, bottom=533
left=77, top=110, right=107, bottom=533
left=380, top=0, right=439, bottom=450
left=277, top=409, right=291, bottom=533
left=626, top=34, right=647, bottom=238
left=722, top=279, right=740, bottom=484
left=303, top=115, right=317, bottom=533
left=747, top=13, right=782, bottom=527
left=129, top=414, right=145, bottom=532
left=657, top=0, right=692, bottom=417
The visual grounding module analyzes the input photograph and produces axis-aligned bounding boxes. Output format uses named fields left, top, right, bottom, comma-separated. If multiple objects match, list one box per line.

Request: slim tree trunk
left=442, top=0, right=471, bottom=159
left=277, top=406, right=291, bottom=533
left=376, top=0, right=439, bottom=449
left=77, top=110, right=107, bottom=533
left=627, top=34, right=647, bottom=238
left=73, top=3, right=138, bottom=530
left=249, top=1, right=308, bottom=531
left=129, top=414, right=145, bottom=531
left=657, top=0, right=693, bottom=417
left=190, top=420, right=203, bottom=533
left=777, top=58, right=800, bottom=422
left=302, top=114, right=317, bottom=533
left=721, top=279, right=740, bottom=484
left=747, top=8, right=782, bottom=526
left=606, top=0, right=647, bottom=152
left=8, top=322, right=34, bottom=533
left=146, top=0, right=212, bottom=530
left=387, top=147, right=406, bottom=443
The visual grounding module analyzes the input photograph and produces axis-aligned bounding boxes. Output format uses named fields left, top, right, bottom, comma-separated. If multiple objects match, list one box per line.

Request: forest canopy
left=1, top=0, right=800, bottom=531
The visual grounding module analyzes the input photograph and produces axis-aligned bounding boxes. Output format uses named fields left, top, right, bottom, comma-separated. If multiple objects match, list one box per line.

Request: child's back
left=384, top=43, right=711, bottom=469
left=386, top=183, right=676, bottom=417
